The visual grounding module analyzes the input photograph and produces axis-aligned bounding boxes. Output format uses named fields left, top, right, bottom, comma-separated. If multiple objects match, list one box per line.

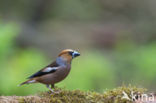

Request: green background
left=0, top=0, right=156, bottom=95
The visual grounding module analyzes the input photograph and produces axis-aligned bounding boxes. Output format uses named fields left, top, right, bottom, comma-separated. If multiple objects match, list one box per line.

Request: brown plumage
left=19, top=49, right=80, bottom=92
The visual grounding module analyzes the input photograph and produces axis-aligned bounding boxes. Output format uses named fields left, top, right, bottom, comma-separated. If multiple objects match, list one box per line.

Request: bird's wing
left=28, top=61, right=59, bottom=79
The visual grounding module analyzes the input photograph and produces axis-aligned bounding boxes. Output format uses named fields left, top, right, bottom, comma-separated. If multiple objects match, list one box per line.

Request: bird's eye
left=69, top=51, right=73, bottom=56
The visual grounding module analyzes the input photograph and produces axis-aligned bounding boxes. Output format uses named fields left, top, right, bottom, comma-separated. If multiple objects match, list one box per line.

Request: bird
left=19, top=49, right=80, bottom=92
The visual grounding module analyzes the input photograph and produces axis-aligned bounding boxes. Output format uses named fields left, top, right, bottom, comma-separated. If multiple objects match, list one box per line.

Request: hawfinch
left=19, top=49, right=80, bottom=92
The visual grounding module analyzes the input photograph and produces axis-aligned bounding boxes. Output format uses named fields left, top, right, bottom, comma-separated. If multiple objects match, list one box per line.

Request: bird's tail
left=18, top=79, right=36, bottom=86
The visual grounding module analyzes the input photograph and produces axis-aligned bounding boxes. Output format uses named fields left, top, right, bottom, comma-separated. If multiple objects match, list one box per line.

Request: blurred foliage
left=114, top=41, right=156, bottom=88
left=0, top=23, right=116, bottom=95
left=0, top=22, right=156, bottom=96
left=0, top=0, right=156, bottom=96
left=52, top=0, right=102, bottom=20
left=0, top=22, right=47, bottom=95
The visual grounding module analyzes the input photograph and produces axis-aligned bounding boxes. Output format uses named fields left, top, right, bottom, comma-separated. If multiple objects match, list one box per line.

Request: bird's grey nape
left=56, top=57, right=67, bottom=67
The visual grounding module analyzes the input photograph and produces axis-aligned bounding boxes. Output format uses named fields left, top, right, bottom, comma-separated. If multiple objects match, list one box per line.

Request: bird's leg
left=51, top=84, right=55, bottom=89
left=46, top=84, right=54, bottom=93
left=51, top=84, right=60, bottom=93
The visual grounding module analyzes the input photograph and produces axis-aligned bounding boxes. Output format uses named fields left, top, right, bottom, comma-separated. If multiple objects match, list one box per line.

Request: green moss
left=18, top=97, right=25, bottom=103
left=17, top=86, right=146, bottom=103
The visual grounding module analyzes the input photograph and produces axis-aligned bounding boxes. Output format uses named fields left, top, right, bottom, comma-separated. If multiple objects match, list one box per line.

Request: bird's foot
left=53, top=91, right=60, bottom=94
left=49, top=90, right=60, bottom=94
left=47, top=85, right=60, bottom=94
left=49, top=88, right=60, bottom=94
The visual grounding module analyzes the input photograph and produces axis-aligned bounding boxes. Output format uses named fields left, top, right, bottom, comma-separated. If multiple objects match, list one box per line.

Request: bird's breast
left=56, top=65, right=71, bottom=79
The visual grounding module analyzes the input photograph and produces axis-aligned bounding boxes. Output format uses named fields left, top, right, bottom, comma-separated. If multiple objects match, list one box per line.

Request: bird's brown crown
left=58, top=49, right=74, bottom=56
left=58, top=49, right=74, bottom=62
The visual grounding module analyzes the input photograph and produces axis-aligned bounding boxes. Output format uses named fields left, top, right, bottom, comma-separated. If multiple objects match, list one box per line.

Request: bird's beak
left=72, top=51, right=80, bottom=58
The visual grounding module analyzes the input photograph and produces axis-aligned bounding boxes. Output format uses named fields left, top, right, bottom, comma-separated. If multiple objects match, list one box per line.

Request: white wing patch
left=27, top=80, right=36, bottom=83
left=42, top=67, right=58, bottom=72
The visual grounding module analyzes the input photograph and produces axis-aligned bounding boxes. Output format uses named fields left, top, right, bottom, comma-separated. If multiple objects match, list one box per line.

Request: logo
left=122, top=91, right=155, bottom=102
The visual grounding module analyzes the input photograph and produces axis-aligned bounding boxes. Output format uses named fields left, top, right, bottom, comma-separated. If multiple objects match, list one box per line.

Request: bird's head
left=58, top=49, right=80, bottom=63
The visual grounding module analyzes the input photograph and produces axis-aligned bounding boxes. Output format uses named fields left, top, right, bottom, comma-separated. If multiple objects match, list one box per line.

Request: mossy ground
left=0, top=86, right=147, bottom=103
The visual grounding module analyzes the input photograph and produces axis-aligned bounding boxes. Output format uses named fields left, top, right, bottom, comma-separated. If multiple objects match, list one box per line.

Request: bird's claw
left=49, top=90, right=60, bottom=94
